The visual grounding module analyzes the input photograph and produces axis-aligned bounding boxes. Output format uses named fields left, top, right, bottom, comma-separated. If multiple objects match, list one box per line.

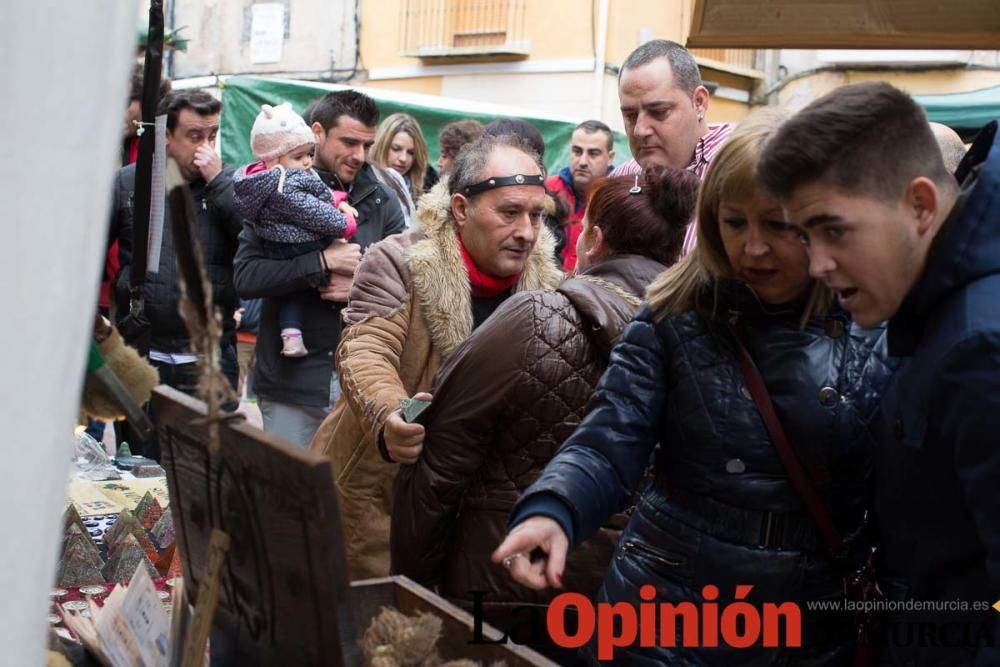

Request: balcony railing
left=400, top=0, right=529, bottom=58
left=690, top=48, right=762, bottom=74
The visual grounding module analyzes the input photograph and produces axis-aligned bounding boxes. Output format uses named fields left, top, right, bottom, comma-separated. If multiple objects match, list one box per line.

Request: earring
left=629, top=175, right=641, bottom=194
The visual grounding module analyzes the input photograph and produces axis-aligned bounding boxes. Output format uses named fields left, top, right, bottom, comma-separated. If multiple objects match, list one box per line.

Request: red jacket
left=545, top=169, right=585, bottom=271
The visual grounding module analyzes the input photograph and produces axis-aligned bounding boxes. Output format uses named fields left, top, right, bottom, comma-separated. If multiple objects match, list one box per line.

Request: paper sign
left=250, top=4, right=284, bottom=64
left=67, top=481, right=125, bottom=517
left=67, top=477, right=170, bottom=516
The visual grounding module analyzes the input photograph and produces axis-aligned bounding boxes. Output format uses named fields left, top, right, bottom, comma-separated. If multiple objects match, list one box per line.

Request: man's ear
left=907, top=176, right=940, bottom=236
left=608, top=149, right=616, bottom=162
left=451, top=193, right=470, bottom=229
left=693, top=86, right=710, bottom=120
left=311, top=121, right=325, bottom=142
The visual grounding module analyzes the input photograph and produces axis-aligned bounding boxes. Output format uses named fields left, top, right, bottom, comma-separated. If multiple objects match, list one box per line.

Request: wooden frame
left=688, top=0, right=1000, bottom=49
left=154, top=386, right=554, bottom=666
left=155, top=386, right=358, bottom=666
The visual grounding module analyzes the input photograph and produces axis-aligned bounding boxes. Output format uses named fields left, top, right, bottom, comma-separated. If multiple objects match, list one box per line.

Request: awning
left=219, top=76, right=631, bottom=172
left=914, top=85, right=1000, bottom=130
left=688, top=0, right=1000, bottom=49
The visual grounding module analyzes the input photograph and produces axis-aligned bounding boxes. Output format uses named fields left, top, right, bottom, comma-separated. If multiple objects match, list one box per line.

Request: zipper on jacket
left=618, top=540, right=681, bottom=567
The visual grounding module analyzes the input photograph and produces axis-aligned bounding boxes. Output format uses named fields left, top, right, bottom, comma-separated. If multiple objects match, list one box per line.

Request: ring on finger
left=502, top=552, right=525, bottom=569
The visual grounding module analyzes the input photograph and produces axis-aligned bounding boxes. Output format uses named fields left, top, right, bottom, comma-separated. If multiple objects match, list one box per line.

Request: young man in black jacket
left=760, top=82, right=1000, bottom=667
left=234, top=90, right=407, bottom=447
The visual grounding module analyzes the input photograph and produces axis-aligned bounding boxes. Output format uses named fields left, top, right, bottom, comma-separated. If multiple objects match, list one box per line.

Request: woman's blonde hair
left=647, top=109, right=833, bottom=326
left=371, top=113, right=430, bottom=203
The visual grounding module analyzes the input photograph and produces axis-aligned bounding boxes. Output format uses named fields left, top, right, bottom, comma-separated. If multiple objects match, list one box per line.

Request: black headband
left=461, top=173, right=545, bottom=197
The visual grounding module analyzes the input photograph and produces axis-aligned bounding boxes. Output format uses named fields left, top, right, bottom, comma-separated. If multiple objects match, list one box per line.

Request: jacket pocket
left=618, top=538, right=685, bottom=569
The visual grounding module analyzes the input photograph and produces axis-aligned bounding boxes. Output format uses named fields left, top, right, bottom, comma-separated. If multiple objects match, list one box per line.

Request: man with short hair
left=758, top=81, right=1000, bottom=666
left=546, top=120, right=615, bottom=270
left=234, top=90, right=406, bottom=447
left=612, top=39, right=731, bottom=256
left=309, top=134, right=562, bottom=579
left=930, top=121, right=967, bottom=173
left=436, top=119, right=483, bottom=176
left=111, top=88, right=242, bottom=457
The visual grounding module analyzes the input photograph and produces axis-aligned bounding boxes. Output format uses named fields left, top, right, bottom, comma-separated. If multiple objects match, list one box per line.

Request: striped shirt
left=611, top=123, right=733, bottom=257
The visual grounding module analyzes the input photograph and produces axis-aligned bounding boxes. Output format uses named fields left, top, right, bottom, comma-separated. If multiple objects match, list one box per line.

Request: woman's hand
left=491, top=516, right=568, bottom=590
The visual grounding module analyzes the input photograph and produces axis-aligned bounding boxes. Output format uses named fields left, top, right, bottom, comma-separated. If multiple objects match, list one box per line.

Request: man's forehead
left=482, top=146, right=542, bottom=177
left=484, top=186, right=546, bottom=208
left=331, top=116, right=375, bottom=139
left=785, top=181, right=853, bottom=212
left=571, top=130, right=609, bottom=150
left=620, top=58, right=680, bottom=94
left=177, top=111, right=219, bottom=130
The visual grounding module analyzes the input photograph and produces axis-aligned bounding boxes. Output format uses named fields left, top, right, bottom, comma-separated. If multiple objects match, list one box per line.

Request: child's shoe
left=280, top=329, right=308, bottom=357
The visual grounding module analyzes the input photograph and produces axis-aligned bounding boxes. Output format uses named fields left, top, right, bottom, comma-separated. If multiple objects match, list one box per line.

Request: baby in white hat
left=234, top=103, right=358, bottom=358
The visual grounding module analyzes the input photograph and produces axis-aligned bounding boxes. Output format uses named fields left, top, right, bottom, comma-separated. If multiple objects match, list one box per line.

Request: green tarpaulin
left=220, top=76, right=631, bottom=175
left=915, top=85, right=1000, bottom=131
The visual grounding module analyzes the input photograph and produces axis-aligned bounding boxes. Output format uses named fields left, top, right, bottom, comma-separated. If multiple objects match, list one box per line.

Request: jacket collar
left=558, top=166, right=574, bottom=191
left=709, top=278, right=812, bottom=325
left=579, top=254, right=665, bottom=297
left=314, top=162, right=380, bottom=204
left=888, top=121, right=1000, bottom=355
left=560, top=255, right=666, bottom=353
left=406, top=182, right=564, bottom=357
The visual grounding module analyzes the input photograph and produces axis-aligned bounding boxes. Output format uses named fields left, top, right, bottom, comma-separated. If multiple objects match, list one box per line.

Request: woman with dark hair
left=437, top=119, right=483, bottom=176
left=493, top=111, right=893, bottom=665
left=390, top=167, right=700, bottom=657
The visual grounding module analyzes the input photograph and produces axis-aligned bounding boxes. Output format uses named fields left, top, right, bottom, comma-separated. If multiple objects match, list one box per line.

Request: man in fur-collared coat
left=310, top=134, right=562, bottom=580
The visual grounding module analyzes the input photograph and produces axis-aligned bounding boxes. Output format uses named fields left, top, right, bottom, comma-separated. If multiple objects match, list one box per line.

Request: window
left=400, top=0, right=529, bottom=58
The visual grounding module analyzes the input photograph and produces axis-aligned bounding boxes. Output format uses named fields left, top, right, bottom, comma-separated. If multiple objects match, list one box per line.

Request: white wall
left=0, top=2, right=136, bottom=663
left=167, top=0, right=358, bottom=79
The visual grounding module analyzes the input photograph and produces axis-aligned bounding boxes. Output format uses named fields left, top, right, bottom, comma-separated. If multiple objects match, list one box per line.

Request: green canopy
left=915, top=85, right=1000, bottom=131
left=220, top=76, right=631, bottom=175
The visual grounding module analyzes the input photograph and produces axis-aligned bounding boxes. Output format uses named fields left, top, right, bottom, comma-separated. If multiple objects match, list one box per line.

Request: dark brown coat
left=390, top=255, right=665, bottom=628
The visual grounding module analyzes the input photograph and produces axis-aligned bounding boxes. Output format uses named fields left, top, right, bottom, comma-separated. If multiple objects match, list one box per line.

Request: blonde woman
left=371, top=112, right=437, bottom=206
left=494, top=111, right=894, bottom=665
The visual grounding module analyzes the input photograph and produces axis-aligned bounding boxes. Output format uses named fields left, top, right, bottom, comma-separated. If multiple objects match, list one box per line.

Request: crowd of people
left=101, top=38, right=998, bottom=666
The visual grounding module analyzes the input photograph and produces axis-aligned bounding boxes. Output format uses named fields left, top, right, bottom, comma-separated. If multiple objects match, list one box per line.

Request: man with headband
left=309, top=133, right=562, bottom=580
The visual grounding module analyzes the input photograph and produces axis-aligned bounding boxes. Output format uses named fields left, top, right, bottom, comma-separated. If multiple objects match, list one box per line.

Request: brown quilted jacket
left=390, top=254, right=666, bottom=628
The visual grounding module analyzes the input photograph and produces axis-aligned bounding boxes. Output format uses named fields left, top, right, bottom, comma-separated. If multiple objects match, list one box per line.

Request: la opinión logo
left=471, top=584, right=802, bottom=661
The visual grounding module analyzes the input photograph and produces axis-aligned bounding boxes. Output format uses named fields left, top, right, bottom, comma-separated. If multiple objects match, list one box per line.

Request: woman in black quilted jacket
left=496, top=111, right=895, bottom=666
left=390, top=167, right=700, bottom=662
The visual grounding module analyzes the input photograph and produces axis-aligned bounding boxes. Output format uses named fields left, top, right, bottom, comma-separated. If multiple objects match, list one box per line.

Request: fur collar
left=406, top=182, right=562, bottom=357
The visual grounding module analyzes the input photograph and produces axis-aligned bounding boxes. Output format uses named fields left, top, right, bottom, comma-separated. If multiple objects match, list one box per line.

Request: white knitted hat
left=250, top=102, right=315, bottom=163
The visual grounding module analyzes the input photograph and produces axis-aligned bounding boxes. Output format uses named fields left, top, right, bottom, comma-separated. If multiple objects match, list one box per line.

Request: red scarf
left=457, top=234, right=521, bottom=298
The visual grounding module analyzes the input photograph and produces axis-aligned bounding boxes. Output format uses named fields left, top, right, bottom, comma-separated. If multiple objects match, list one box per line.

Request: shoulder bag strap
left=727, top=320, right=846, bottom=557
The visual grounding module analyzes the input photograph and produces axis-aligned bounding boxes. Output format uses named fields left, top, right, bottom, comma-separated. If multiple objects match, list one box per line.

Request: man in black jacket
left=111, top=90, right=241, bottom=456
left=759, top=83, right=1000, bottom=667
left=234, top=90, right=406, bottom=447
